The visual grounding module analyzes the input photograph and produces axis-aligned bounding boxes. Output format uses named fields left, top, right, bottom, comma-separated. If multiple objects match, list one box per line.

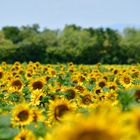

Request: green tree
left=2, top=26, right=21, bottom=43
left=0, top=31, right=17, bottom=63
left=121, top=28, right=140, bottom=63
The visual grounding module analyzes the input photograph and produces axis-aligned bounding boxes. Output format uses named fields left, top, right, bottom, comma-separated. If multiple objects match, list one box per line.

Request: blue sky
left=0, top=0, right=140, bottom=30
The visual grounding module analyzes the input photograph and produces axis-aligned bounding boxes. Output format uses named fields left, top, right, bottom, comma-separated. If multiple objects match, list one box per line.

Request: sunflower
left=76, top=73, right=86, bottom=83
left=10, top=63, right=21, bottom=72
left=68, top=64, right=77, bottom=73
left=30, top=89, right=44, bottom=106
left=34, top=61, right=41, bottom=68
left=47, top=112, right=121, bottom=140
left=75, top=84, right=86, bottom=93
left=0, top=81, right=7, bottom=93
left=93, top=86, right=103, bottom=94
left=9, top=78, right=23, bottom=92
left=134, top=87, right=140, bottom=102
left=14, top=61, right=21, bottom=66
left=25, top=71, right=33, bottom=80
left=107, top=81, right=118, bottom=91
left=132, top=109, right=140, bottom=133
left=0, top=69, right=4, bottom=80
left=128, top=108, right=140, bottom=139
left=79, top=91, right=94, bottom=106
left=120, top=73, right=133, bottom=89
left=102, top=74, right=109, bottom=82
left=62, top=86, right=78, bottom=100
left=47, top=68, right=56, bottom=75
left=97, top=79, right=107, bottom=88
left=1, top=61, right=7, bottom=68
left=14, top=129, right=36, bottom=140
left=32, top=108, right=45, bottom=123
left=44, top=75, right=51, bottom=82
left=105, top=92, right=118, bottom=101
left=12, top=103, right=33, bottom=126
left=29, top=78, right=45, bottom=91
left=131, top=69, right=140, bottom=79
left=48, top=98, right=76, bottom=123
left=88, top=73, right=97, bottom=83
left=112, top=68, right=120, bottom=75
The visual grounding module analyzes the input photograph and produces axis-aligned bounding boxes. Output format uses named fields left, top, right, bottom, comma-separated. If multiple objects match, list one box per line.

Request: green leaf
left=0, top=115, right=11, bottom=127
left=117, top=89, right=137, bottom=111
left=0, top=128, right=19, bottom=140
left=27, top=122, right=47, bottom=137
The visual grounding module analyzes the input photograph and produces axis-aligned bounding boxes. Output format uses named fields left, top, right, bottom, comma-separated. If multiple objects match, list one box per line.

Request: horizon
left=1, top=23, right=140, bottom=32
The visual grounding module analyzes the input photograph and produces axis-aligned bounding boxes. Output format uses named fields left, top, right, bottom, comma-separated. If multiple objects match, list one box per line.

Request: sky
left=0, top=0, right=140, bottom=30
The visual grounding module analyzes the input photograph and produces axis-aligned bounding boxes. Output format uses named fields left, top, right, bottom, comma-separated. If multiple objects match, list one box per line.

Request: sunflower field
left=1, top=61, right=140, bottom=140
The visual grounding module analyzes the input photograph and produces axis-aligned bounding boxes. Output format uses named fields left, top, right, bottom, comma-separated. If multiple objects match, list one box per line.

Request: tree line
left=0, top=24, right=140, bottom=64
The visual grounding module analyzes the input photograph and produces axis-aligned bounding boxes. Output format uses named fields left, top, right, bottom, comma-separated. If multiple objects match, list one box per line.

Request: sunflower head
left=25, top=72, right=33, bottom=80
left=120, top=73, right=133, bottom=89
left=93, top=86, right=103, bottom=94
left=75, top=84, right=85, bottom=93
left=14, top=129, right=35, bottom=140
left=32, top=108, right=45, bottom=123
left=64, top=87, right=77, bottom=100
left=97, top=79, right=107, bottom=88
left=131, top=108, right=140, bottom=136
left=79, top=91, right=94, bottom=106
left=0, top=70, right=4, bottom=79
left=9, top=78, right=23, bottom=92
left=134, top=89, right=140, bottom=102
left=29, top=78, right=45, bottom=91
left=12, top=103, right=33, bottom=126
left=48, top=112, right=122, bottom=140
left=48, top=98, right=76, bottom=123
left=107, top=82, right=118, bottom=91
left=30, top=89, right=44, bottom=106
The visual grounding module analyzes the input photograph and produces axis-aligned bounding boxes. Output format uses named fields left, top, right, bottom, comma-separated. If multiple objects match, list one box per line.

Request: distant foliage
left=0, top=24, right=140, bottom=64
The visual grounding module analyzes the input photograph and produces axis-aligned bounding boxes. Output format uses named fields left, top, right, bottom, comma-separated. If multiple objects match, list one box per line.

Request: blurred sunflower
left=14, top=129, right=36, bottom=140
left=88, top=73, right=97, bottom=83
left=47, top=112, right=122, bottom=140
left=75, top=84, right=86, bottom=93
left=132, top=108, right=140, bottom=132
left=30, top=89, right=44, bottom=106
left=107, top=81, right=118, bottom=91
left=25, top=71, right=33, bottom=80
left=32, top=108, right=45, bottom=123
left=112, top=68, right=120, bottom=75
left=12, top=103, right=33, bottom=126
left=79, top=91, right=94, bottom=107
left=93, top=86, right=103, bottom=95
left=133, top=85, right=140, bottom=102
left=61, top=86, right=78, bottom=100
left=131, top=69, right=140, bottom=79
left=48, top=98, right=77, bottom=123
left=0, top=69, right=4, bottom=80
left=97, top=79, right=107, bottom=88
left=9, top=78, right=23, bottom=92
left=29, top=78, right=45, bottom=91
left=1, top=61, right=8, bottom=69
left=126, top=108, right=140, bottom=139
left=120, top=73, right=133, bottom=89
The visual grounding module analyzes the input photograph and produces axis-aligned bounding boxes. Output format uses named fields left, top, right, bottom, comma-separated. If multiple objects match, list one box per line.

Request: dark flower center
left=12, top=80, right=22, bottom=89
left=32, top=81, right=43, bottom=90
left=99, top=81, right=106, bottom=88
left=17, top=110, right=29, bottom=121
left=76, top=129, right=114, bottom=140
left=124, top=77, right=130, bottom=84
left=54, top=104, right=69, bottom=120
left=0, top=72, right=3, bottom=79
